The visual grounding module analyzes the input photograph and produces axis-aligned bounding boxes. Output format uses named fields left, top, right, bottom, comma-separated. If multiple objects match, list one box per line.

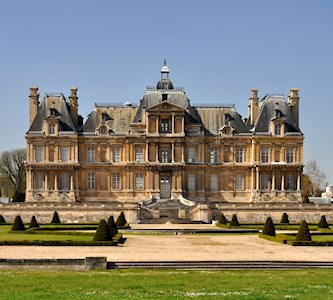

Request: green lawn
left=0, top=269, right=332, bottom=299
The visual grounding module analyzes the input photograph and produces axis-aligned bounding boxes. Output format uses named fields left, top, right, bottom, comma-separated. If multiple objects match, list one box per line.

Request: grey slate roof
left=28, top=94, right=76, bottom=133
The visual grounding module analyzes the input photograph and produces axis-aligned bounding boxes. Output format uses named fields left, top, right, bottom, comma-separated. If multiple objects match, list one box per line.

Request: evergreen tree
left=29, top=216, right=39, bottom=228
left=116, top=212, right=127, bottom=227
left=262, top=217, right=276, bottom=236
left=229, top=214, right=240, bottom=227
left=295, top=220, right=312, bottom=242
left=218, top=213, right=228, bottom=225
left=11, top=215, right=25, bottom=231
left=51, top=211, right=61, bottom=224
left=318, top=215, right=329, bottom=229
left=0, top=215, right=6, bottom=223
left=93, top=219, right=113, bottom=241
left=107, top=215, right=118, bottom=237
left=280, top=213, right=290, bottom=224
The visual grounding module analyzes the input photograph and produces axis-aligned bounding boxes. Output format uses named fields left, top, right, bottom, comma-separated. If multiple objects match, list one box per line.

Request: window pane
left=275, top=124, right=281, bottom=136
left=188, top=174, right=195, bottom=191
left=286, top=173, right=295, bottom=190
left=261, top=147, right=269, bottom=163
left=112, top=173, right=121, bottom=189
left=161, top=119, right=169, bottom=132
left=136, top=173, right=143, bottom=190
left=61, top=147, right=69, bottom=162
left=113, top=147, right=120, bottom=162
left=88, top=173, right=95, bottom=190
left=287, top=147, right=294, bottom=163
left=35, top=173, right=44, bottom=189
left=188, top=148, right=195, bottom=163
left=161, top=148, right=169, bottom=163
left=49, top=123, right=55, bottom=134
left=235, top=174, right=244, bottom=190
left=236, top=148, right=243, bottom=163
left=87, top=147, right=95, bottom=163
left=210, top=148, right=218, bottom=163
left=261, top=174, right=270, bottom=190
left=35, top=147, right=43, bottom=162
left=210, top=174, right=218, bottom=191
left=60, top=173, right=70, bottom=190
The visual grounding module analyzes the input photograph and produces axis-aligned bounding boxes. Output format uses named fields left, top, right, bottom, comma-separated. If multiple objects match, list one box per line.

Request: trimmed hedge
left=29, top=216, right=39, bottom=229
left=229, top=214, right=240, bottom=227
left=0, top=215, right=6, bottom=223
left=295, top=220, right=312, bottom=242
left=218, top=213, right=228, bottom=225
left=94, top=219, right=113, bottom=241
left=0, top=240, right=118, bottom=246
left=262, top=217, right=275, bottom=236
left=280, top=213, right=289, bottom=224
left=11, top=216, right=25, bottom=231
left=51, top=211, right=61, bottom=224
left=318, top=215, right=330, bottom=229
left=107, top=216, right=118, bottom=237
left=116, top=212, right=127, bottom=227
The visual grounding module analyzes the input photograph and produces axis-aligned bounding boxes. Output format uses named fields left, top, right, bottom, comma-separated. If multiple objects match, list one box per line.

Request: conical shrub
left=116, top=212, right=127, bottom=227
left=318, top=215, right=329, bottom=229
left=295, top=220, right=312, bottom=242
left=29, top=216, right=39, bottom=229
left=280, top=213, right=289, bottom=224
left=11, top=216, right=25, bottom=231
left=230, top=214, right=240, bottom=227
left=218, top=213, right=228, bottom=225
left=107, top=216, right=118, bottom=237
left=0, top=215, right=6, bottom=223
left=262, top=217, right=276, bottom=236
left=93, top=219, right=113, bottom=241
left=51, top=211, right=61, bottom=224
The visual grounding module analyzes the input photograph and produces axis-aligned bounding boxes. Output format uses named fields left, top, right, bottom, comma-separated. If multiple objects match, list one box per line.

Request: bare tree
left=304, top=159, right=326, bottom=197
left=0, top=148, right=26, bottom=201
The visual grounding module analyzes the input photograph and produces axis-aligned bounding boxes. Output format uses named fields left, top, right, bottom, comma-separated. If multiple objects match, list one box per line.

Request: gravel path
left=0, top=224, right=332, bottom=262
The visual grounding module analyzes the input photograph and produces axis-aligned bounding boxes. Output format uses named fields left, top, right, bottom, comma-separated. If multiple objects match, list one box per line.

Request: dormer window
left=49, top=123, right=55, bottom=135
left=275, top=124, right=281, bottom=136
left=162, top=94, right=168, bottom=101
left=220, top=125, right=232, bottom=136
left=100, top=126, right=107, bottom=135
left=50, top=108, right=56, bottom=116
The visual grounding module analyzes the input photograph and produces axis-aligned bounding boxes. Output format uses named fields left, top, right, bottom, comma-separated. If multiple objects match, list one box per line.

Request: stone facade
left=25, top=62, right=304, bottom=222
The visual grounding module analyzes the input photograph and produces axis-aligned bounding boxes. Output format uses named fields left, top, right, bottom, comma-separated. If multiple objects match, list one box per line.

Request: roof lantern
left=156, top=59, right=174, bottom=90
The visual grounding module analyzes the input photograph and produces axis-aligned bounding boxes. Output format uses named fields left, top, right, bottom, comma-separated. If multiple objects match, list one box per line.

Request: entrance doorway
left=160, top=172, right=171, bottom=199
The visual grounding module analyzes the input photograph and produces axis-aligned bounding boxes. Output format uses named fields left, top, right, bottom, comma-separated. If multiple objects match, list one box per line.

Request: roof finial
left=164, top=58, right=167, bottom=66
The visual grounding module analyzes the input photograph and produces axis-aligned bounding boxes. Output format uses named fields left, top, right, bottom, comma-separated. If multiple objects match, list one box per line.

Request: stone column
left=171, top=142, right=175, bottom=162
left=171, top=113, right=174, bottom=134
left=297, top=170, right=301, bottom=192
left=44, top=172, right=48, bottom=190
left=145, top=144, right=149, bottom=162
left=70, top=174, right=74, bottom=191
left=271, top=170, right=275, bottom=191
left=281, top=171, right=285, bottom=192
left=155, top=143, right=159, bottom=162
left=181, top=144, right=185, bottom=163
left=256, top=167, right=259, bottom=190
left=156, top=116, right=159, bottom=134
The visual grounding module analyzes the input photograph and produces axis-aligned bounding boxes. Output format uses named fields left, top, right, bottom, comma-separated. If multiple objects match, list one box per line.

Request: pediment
left=148, top=101, right=185, bottom=112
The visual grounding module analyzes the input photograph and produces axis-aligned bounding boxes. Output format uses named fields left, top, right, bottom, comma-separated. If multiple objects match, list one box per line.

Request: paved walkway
left=0, top=224, right=332, bottom=262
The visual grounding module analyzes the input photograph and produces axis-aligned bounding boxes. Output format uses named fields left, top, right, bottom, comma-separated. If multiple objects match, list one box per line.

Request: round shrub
left=29, top=216, right=39, bottom=229
left=229, top=214, right=240, bottom=227
left=93, top=219, right=113, bottom=241
left=262, top=217, right=275, bottom=236
left=0, top=215, right=6, bottom=223
left=318, top=215, right=329, bottom=229
left=295, top=220, right=312, bottom=242
left=218, top=213, right=228, bottom=225
left=280, top=213, right=289, bottom=224
left=11, top=216, right=25, bottom=231
left=51, top=211, right=61, bottom=224
left=116, top=212, right=127, bottom=227
left=107, top=216, right=118, bottom=237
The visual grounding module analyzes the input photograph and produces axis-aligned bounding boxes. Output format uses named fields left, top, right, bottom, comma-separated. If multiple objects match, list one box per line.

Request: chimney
left=29, top=86, right=39, bottom=126
left=249, top=88, right=259, bottom=125
left=69, top=86, right=78, bottom=127
left=288, top=88, right=299, bottom=128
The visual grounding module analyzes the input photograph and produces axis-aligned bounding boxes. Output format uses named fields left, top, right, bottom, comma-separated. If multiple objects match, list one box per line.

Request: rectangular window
left=87, top=147, right=95, bottom=163
left=275, top=124, right=281, bottom=136
left=187, top=148, right=196, bottom=163
left=286, top=147, right=294, bottom=163
left=87, top=173, right=95, bottom=190
left=236, top=148, right=243, bottom=163
left=49, top=123, right=55, bottom=135
left=35, top=146, right=43, bottom=162
left=60, top=173, right=70, bottom=190
left=210, top=174, right=218, bottom=191
left=135, top=147, right=143, bottom=162
left=113, top=147, right=120, bottom=162
left=286, top=173, right=295, bottom=190
left=261, top=147, right=269, bottom=163
left=235, top=174, right=244, bottom=190
left=35, top=173, right=44, bottom=189
left=112, top=173, right=121, bottom=189
left=188, top=174, right=196, bottom=191
left=261, top=173, right=270, bottom=190
left=161, top=148, right=169, bottom=163
left=161, top=119, right=169, bottom=133
left=136, top=173, right=143, bottom=190
left=60, top=147, right=69, bottom=162
left=210, top=148, right=218, bottom=163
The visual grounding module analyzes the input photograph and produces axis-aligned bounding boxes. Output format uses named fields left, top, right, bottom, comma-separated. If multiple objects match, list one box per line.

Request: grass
left=0, top=269, right=332, bottom=299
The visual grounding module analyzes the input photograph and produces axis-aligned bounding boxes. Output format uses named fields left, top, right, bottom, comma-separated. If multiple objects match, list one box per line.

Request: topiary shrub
left=318, top=215, right=330, bottom=229
left=280, top=213, right=289, bottom=224
left=93, top=219, right=113, bottom=241
left=229, top=214, right=240, bottom=227
left=107, top=216, right=118, bottom=237
left=295, top=220, right=312, bottom=242
left=218, top=213, right=228, bottom=225
left=0, top=215, right=6, bottom=223
left=29, top=216, right=39, bottom=229
left=262, top=217, right=276, bottom=236
left=116, top=212, right=127, bottom=227
left=51, top=211, right=61, bottom=224
left=11, top=216, right=25, bottom=231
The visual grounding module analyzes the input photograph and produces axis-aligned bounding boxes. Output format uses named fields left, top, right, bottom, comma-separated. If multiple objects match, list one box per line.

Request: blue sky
left=0, top=0, right=332, bottom=183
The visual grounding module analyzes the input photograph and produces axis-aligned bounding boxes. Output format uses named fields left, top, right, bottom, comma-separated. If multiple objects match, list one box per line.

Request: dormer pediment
left=147, top=101, right=185, bottom=112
